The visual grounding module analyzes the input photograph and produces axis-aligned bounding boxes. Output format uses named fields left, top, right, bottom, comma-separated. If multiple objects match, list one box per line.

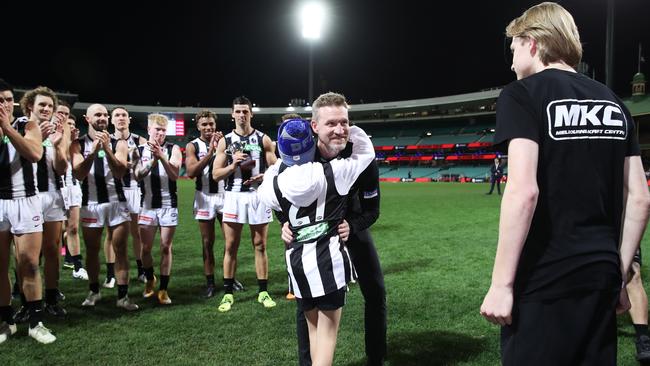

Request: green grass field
left=1, top=181, right=648, bottom=365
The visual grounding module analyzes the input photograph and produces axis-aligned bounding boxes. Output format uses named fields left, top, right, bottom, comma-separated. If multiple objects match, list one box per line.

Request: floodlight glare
left=301, top=2, right=325, bottom=40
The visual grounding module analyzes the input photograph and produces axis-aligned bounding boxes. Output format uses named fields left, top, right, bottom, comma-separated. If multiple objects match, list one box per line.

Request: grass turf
left=1, top=181, right=646, bottom=365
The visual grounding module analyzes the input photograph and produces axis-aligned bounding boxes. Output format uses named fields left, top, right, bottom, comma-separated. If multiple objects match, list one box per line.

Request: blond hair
left=312, top=92, right=348, bottom=121
left=147, top=113, right=168, bottom=128
left=506, top=2, right=582, bottom=68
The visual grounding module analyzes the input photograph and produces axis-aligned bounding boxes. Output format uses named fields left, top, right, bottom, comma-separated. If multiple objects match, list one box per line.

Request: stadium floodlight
left=299, top=2, right=326, bottom=104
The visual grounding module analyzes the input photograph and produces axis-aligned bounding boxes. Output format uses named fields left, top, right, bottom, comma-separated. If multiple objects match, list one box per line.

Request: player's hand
left=96, top=131, right=111, bottom=151
left=243, top=173, right=263, bottom=186
left=281, top=222, right=293, bottom=247
left=70, top=127, right=80, bottom=141
left=50, top=120, right=65, bottom=146
left=0, top=104, right=11, bottom=128
left=616, top=285, right=631, bottom=315
left=39, top=120, right=55, bottom=139
left=338, top=220, right=350, bottom=242
left=231, top=151, right=248, bottom=167
left=480, top=284, right=513, bottom=326
left=210, top=131, right=223, bottom=152
left=148, top=141, right=165, bottom=160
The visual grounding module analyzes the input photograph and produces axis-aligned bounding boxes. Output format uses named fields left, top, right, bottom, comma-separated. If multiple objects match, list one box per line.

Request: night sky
left=4, top=0, right=649, bottom=107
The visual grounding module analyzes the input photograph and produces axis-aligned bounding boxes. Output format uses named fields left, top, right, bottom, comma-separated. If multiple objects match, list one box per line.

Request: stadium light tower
left=300, top=2, right=325, bottom=104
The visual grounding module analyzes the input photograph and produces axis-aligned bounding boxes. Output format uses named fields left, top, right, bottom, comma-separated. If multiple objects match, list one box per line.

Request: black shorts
left=296, top=287, right=347, bottom=312
left=501, top=288, right=619, bottom=366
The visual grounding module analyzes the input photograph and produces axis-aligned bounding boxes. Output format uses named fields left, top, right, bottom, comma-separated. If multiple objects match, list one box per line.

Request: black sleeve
left=614, top=95, right=641, bottom=157
left=346, top=160, right=380, bottom=235
left=274, top=209, right=288, bottom=225
left=493, top=82, right=539, bottom=146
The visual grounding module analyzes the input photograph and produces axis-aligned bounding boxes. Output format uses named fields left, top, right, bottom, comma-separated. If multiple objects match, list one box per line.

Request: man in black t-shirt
left=479, top=3, right=650, bottom=365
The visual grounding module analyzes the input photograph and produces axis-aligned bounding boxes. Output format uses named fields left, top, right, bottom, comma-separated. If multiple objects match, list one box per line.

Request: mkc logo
left=547, top=99, right=628, bottom=141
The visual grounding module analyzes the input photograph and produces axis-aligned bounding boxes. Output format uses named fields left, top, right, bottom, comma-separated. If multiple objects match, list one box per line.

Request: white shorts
left=222, top=191, right=273, bottom=225
left=39, top=191, right=67, bottom=222
left=69, top=184, right=82, bottom=207
left=138, top=207, right=178, bottom=227
left=0, top=195, right=43, bottom=234
left=81, top=202, right=130, bottom=228
left=123, top=188, right=141, bottom=215
left=193, top=191, right=224, bottom=221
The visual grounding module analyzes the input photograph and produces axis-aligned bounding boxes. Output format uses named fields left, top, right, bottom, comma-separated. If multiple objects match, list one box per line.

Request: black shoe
left=233, top=279, right=245, bottom=292
left=13, top=306, right=30, bottom=324
left=636, top=335, right=650, bottom=361
left=57, top=290, right=65, bottom=302
left=203, top=285, right=216, bottom=299
left=45, top=303, right=67, bottom=317
left=485, top=192, right=492, bottom=195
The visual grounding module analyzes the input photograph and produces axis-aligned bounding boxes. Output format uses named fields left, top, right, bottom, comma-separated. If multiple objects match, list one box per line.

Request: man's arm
left=263, top=134, right=277, bottom=167
left=345, top=160, right=380, bottom=235
left=1, top=116, right=43, bottom=163
left=50, top=122, right=70, bottom=176
left=102, top=136, right=128, bottom=179
left=158, top=144, right=181, bottom=181
left=619, top=156, right=650, bottom=288
left=212, top=138, right=242, bottom=182
left=480, top=138, right=539, bottom=326
left=71, top=139, right=99, bottom=181
left=184, top=142, right=204, bottom=178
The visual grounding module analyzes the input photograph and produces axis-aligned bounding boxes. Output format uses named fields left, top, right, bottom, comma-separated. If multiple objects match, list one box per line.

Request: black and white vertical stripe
left=191, top=137, right=224, bottom=194
left=0, top=119, right=38, bottom=199
left=273, top=163, right=353, bottom=299
left=224, top=130, right=266, bottom=192
left=138, top=142, right=177, bottom=209
left=111, top=132, right=141, bottom=189
left=79, top=135, right=126, bottom=206
left=37, top=142, right=63, bottom=192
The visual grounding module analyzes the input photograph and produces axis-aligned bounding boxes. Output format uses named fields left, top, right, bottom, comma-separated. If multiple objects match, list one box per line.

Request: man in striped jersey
left=212, top=96, right=278, bottom=312
left=24, top=88, right=70, bottom=319
left=257, top=118, right=374, bottom=366
left=185, top=110, right=225, bottom=298
left=0, top=81, right=55, bottom=344
left=134, top=113, right=182, bottom=305
left=103, top=107, right=147, bottom=287
left=70, top=103, right=138, bottom=311
left=282, top=92, right=387, bottom=366
left=62, top=113, right=88, bottom=280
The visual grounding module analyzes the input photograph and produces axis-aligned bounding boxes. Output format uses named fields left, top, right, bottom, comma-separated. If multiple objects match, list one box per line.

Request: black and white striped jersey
left=258, top=126, right=375, bottom=298
left=224, top=130, right=266, bottom=192
left=0, top=118, right=38, bottom=199
left=37, top=140, right=64, bottom=192
left=138, top=142, right=177, bottom=209
left=111, top=132, right=141, bottom=190
left=64, top=161, right=78, bottom=187
left=190, top=137, right=224, bottom=194
left=78, top=134, right=126, bottom=205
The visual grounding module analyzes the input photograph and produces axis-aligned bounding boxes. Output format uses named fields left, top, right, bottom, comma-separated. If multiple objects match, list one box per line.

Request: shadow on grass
left=343, top=330, right=488, bottom=366
left=381, top=259, right=434, bottom=276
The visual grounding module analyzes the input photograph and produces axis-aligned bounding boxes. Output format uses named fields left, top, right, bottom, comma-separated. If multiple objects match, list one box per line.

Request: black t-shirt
left=494, top=69, right=640, bottom=300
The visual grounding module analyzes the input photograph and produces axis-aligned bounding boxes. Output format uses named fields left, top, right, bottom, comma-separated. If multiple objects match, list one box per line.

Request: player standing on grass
left=480, top=3, right=650, bottom=365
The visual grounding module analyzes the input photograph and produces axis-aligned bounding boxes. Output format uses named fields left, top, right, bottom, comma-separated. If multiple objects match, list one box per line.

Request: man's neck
left=235, top=124, right=253, bottom=136
left=317, top=142, right=339, bottom=160
left=113, top=129, right=130, bottom=139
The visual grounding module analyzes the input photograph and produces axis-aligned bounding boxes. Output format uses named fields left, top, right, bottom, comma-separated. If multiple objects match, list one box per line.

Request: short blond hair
left=147, top=113, right=168, bottom=128
left=312, top=92, right=348, bottom=121
left=506, top=2, right=582, bottom=68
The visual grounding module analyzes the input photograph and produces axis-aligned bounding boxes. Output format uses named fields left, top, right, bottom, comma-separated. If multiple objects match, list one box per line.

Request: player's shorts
left=193, top=191, right=224, bottom=221
left=222, top=191, right=273, bottom=225
left=296, top=287, right=347, bottom=312
left=68, top=184, right=82, bottom=208
left=138, top=207, right=178, bottom=227
left=81, top=202, right=130, bottom=228
left=123, top=188, right=141, bottom=215
left=0, top=195, right=43, bottom=235
left=39, top=191, right=66, bottom=222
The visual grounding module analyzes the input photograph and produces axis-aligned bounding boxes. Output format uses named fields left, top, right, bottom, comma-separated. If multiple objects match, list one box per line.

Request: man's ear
left=310, top=120, right=318, bottom=133
left=529, top=37, right=537, bottom=57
